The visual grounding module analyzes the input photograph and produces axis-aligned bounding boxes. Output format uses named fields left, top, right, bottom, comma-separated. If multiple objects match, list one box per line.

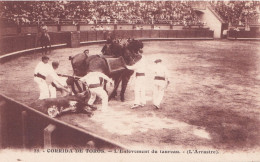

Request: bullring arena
left=0, top=1, right=260, bottom=161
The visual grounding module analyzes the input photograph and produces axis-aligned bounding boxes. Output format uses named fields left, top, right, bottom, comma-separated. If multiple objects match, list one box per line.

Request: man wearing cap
left=125, top=54, right=147, bottom=109
left=40, top=23, right=48, bottom=33
left=34, top=56, right=51, bottom=99
left=152, top=59, right=169, bottom=109
left=80, top=72, right=114, bottom=112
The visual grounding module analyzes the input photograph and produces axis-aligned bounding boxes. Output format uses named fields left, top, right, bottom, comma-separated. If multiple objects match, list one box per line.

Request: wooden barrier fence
left=0, top=94, right=126, bottom=149
left=0, top=29, right=214, bottom=56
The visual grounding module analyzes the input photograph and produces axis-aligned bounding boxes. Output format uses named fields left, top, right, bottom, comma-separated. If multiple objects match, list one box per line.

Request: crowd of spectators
left=1, top=1, right=258, bottom=27
left=210, top=1, right=260, bottom=26
left=0, top=1, right=200, bottom=26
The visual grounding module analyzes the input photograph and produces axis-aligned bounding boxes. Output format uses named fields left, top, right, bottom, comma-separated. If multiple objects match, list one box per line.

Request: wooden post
left=44, top=124, right=56, bottom=149
left=21, top=111, right=28, bottom=148
left=0, top=100, right=7, bottom=148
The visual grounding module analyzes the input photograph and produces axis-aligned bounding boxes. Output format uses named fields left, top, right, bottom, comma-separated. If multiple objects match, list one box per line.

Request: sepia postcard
left=0, top=0, right=260, bottom=161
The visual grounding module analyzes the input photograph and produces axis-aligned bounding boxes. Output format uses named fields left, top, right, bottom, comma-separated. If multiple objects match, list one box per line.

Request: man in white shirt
left=80, top=72, right=114, bottom=112
left=34, top=56, right=51, bottom=99
left=125, top=54, right=147, bottom=109
left=34, top=56, right=66, bottom=100
left=48, top=61, right=69, bottom=98
left=152, top=59, right=169, bottom=109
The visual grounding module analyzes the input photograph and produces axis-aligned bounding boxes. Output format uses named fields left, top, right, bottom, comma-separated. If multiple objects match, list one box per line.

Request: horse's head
left=69, top=52, right=88, bottom=76
left=110, top=42, right=124, bottom=57
left=122, top=47, right=143, bottom=66
left=127, top=39, right=144, bottom=55
left=121, top=39, right=144, bottom=65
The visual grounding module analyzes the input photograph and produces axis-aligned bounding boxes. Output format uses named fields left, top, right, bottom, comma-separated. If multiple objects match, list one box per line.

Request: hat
left=154, top=59, right=162, bottom=63
left=42, top=56, right=49, bottom=61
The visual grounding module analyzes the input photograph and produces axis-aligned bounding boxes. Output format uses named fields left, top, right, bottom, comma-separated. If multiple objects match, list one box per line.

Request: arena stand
left=1, top=1, right=259, bottom=44
left=209, top=1, right=260, bottom=39
left=0, top=1, right=202, bottom=26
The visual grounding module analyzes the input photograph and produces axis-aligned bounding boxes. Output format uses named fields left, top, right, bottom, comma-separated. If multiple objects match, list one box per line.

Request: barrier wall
left=172, top=26, right=184, bottom=30
left=154, top=25, right=171, bottom=30
left=80, top=25, right=95, bottom=31
left=60, top=25, right=77, bottom=32
left=87, top=31, right=97, bottom=41
left=47, top=25, right=59, bottom=32
left=228, top=30, right=260, bottom=39
left=0, top=32, right=69, bottom=55
left=21, top=26, right=38, bottom=34
left=0, top=29, right=213, bottom=55
left=1, top=27, right=18, bottom=35
left=117, top=25, right=133, bottom=30
left=80, top=24, right=115, bottom=31
left=137, top=25, right=152, bottom=30
left=1, top=24, right=211, bottom=36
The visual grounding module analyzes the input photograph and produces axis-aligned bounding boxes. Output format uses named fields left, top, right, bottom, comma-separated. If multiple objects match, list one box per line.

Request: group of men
left=34, top=55, right=114, bottom=112
left=126, top=55, right=169, bottom=109
left=34, top=53, right=169, bottom=113
left=34, top=56, right=68, bottom=99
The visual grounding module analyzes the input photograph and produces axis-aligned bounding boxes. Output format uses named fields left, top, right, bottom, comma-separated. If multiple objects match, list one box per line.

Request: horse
left=38, top=31, right=51, bottom=54
left=68, top=39, right=144, bottom=101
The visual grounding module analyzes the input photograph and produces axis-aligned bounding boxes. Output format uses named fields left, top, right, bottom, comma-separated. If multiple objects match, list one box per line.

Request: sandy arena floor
left=1, top=40, right=260, bottom=151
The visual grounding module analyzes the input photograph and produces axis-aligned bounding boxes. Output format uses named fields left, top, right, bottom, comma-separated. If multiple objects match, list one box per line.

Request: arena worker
left=34, top=56, right=66, bottom=100
left=41, top=23, right=48, bottom=33
left=34, top=56, right=51, bottom=99
left=48, top=61, right=70, bottom=98
left=79, top=72, right=114, bottom=112
left=152, top=59, right=170, bottom=109
left=125, top=54, right=147, bottom=109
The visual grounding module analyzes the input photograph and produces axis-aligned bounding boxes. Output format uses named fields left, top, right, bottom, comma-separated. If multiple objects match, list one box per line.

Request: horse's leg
left=120, top=78, right=128, bottom=102
left=120, top=71, right=133, bottom=102
left=75, top=80, right=83, bottom=92
left=69, top=81, right=77, bottom=95
left=82, top=83, right=86, bottom=91
left=109, top=76, right=121, bottom=100
left=103, top=80, right=108, bottom=94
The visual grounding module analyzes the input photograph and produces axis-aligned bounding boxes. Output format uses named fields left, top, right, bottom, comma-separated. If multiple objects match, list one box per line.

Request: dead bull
left=30, top=92, right=96, bottom=118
